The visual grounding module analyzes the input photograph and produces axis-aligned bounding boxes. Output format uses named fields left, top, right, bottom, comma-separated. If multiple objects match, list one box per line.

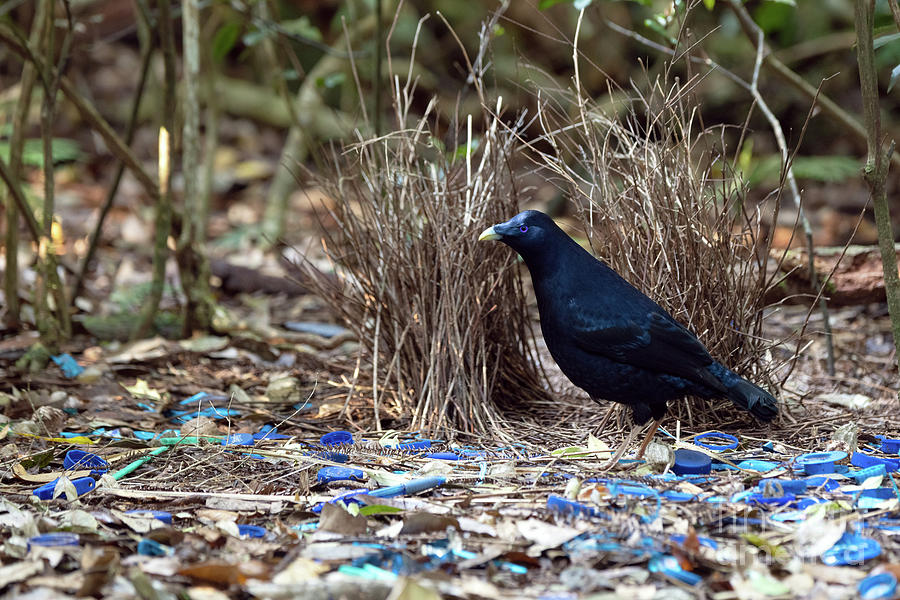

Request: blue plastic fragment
left=648, top=554, right=702, bottom=585
left=851, top=464, right=888, bottom=484
left=221, top=433, right=255, bottom=446
left=661, top=490, right=697, bottom=502
left=759, top=478, right=807, bottom=496
left=179, top=391, right=211, bottom=405
left=312, top=476, right=446, bottom=513
left=63, top=450, right=108, bottom=474
left=137, top=538, right=173, bottom=556
left=736, top=459, right=780, bottom=472
left=858, top=572, right=897, bottom=600
left=283, top=321, right=349, bottom=338
left=425, top=452, right=460, bottom=460
left=33, top=476, right=96, bottom=500
left=547, top=494, right=605, bottom=518
left=125, top=510, right=173, bottom=523
left=27, top=532, right=79, bottom=550
left=806, top=476, right=841, bottom=492
left=693, top=432, right=739, bottom=451
left=673, top=449, right=711, bottom=475
left=388, top=440, right=433, bottom=451
left=879, top=437, right=900, bottom=454
left=670, top=533, right=718, bottom=550
left=320, top=431, right=354, bottom=446
left=795, top=451, right=846, bottom=475
left=317, top=466, right=365, bottom=484
left=238, top=524, right=266, bottom=538
left=852, top=452, right=900, bottom=473
left=747, top=493, right=795, bottom=507
left=51, top=354, right=85, bottom=378
left=822, top=533, right=881, bottom=566
left=253, top=425, right=291, bottom=441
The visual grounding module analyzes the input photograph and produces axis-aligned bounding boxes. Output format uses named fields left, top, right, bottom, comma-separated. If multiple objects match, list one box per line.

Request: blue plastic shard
left=51, top=354, right=85, bottom=378
left=317, top=466, right=365, bottom=484
left=693, top=432, right=739, bottom=451
left=33, top=476, right=96, bottom=500
left=125, top=510, right=173, bottom=523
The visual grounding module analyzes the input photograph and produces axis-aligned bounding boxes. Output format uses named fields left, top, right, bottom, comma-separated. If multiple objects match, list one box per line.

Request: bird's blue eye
left=519, top=225, right=528, bottom=233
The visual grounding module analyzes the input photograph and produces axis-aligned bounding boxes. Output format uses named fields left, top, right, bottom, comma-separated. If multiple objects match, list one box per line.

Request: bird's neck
left=523, top=235, right=597, bottom=289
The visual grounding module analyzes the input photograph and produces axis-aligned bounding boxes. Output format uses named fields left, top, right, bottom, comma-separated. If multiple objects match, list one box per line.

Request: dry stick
left=177, top=0, right=215, bottom=334
left=133, top=0, right=176, bottom=340
left=35, top=0, right=74, bottom=343
left=855, top=0, right=900, bottom=388
left=1, top=1, right=48, bottom=328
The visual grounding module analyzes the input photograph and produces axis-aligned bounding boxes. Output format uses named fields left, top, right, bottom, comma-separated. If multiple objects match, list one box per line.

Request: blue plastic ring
left=693, top=432, right=739, bottom=451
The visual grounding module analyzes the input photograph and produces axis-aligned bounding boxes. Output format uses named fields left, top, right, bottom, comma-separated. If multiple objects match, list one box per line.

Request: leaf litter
left=2, top=311, right=900, bottom=599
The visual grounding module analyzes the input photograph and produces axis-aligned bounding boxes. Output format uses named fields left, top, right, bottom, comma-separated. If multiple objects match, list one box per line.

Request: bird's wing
left=571, top=311, right=726, bottom=392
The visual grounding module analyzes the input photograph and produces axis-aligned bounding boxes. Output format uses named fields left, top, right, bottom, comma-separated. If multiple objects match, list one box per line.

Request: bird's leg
left=598, top=422, right=643, bottom=471
left=592, top=400, right=618, bottom=435
left=635, top=417, right=663, bottom=460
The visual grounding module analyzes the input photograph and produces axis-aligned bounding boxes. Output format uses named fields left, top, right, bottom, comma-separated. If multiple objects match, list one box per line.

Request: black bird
left=479, top=210, right=777, bottom=465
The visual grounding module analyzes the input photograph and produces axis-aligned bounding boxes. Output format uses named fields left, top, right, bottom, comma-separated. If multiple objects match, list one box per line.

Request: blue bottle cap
left=317, top=466, right=365, bottom=484
left=238, top=524, right=266, bottom=538
left=822, top=533, right=881, bottom=566
left=673, top=449, right=711, bottom=475
left=33, top=476, right=96, bottom=500
left=125, top=510, right=173, bottom=523
left=852, top=452, right=900, bottom=472
left=693, top=432, right=739, bottom=451
left=858, top=572, right=897, bottom=600
left=320, top=431, right=353, bottom=446
left=27, top=532, right=80, bottom=550
left=63, top=450, right=109, bottom=473
left=795, top=451, right=847, bottom=475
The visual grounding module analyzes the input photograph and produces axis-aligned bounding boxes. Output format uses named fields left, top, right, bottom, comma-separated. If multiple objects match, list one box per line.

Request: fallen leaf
left=319, top=503, right=367, bottom=535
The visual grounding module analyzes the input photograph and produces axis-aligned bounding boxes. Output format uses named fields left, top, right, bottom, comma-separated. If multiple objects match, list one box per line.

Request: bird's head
left=478, top=210, right=558, bottom=258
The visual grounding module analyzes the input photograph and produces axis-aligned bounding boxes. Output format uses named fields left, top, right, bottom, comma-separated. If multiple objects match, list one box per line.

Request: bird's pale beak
left=478, top=225, right=501, bottom=241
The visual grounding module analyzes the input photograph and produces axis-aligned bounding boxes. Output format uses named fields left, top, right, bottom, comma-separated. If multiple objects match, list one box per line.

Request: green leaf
left=212, top=22, right=241, bottom=62
left=874, top=32, right=900, bottom=50
left=749, top=155, right=860, bottom=184
left=358, top=504, right=404, bottom=516
left=280, top=16, right=322, bottom=42
left=703, top=0, right=715, bottom=9
left=316, top=72, right=346, bottom=89
left=889, top=63, right=900, bottom=92
left=538, top=0, right=568, bottom=9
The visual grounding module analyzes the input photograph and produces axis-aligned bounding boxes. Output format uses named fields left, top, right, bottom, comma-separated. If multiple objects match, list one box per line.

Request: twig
left=854, top=0, right=900, bottom=390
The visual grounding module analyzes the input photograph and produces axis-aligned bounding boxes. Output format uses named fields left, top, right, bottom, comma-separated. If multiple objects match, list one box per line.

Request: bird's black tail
left=725, top=376, right=778, bottom=421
